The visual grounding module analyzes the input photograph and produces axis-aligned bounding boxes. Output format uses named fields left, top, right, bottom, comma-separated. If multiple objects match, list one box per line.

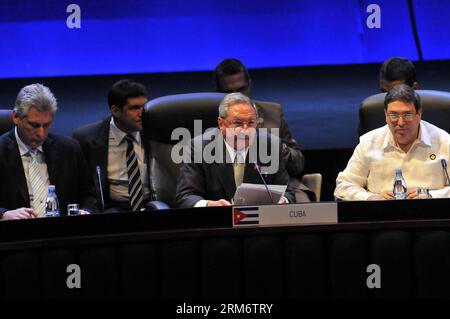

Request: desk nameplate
left=232, top=202, right=338, bottom=228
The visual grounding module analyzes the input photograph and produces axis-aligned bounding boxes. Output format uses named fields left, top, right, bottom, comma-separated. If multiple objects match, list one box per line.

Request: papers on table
left=233, top=183, right=287, bottom=205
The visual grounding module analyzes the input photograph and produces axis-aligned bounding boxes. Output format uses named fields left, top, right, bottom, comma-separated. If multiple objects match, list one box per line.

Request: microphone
left=96, top=165, right=105, bottom=212
left=253, top=163, right=275, bottom=204
left=441, top=159, right=450, bottom=186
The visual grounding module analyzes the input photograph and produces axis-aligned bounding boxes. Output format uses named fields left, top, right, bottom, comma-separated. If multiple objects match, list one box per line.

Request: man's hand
left=207, top=199, right=232, bottom=207
left=407, top=188, right=419, bottom=199
left=78, top=209, right=90, bottom=215
left=368, top=190, right=394, bottom=200
left=281, top=142, right=289, bottom=159
left=1, top=208, right=38, bottom=220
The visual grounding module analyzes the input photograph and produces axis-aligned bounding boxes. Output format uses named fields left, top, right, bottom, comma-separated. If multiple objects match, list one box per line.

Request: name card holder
left=233, top=202, right=338, bottom=228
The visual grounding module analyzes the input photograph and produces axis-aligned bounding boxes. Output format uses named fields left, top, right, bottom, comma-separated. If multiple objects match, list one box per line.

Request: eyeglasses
left=223, top=119, right=257, bottom=128
left=386, top=112, right=417, bottom=121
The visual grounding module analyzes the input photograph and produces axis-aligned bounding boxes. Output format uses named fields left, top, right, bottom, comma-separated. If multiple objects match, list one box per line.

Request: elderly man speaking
left=176, top=92, right=295, bottom=208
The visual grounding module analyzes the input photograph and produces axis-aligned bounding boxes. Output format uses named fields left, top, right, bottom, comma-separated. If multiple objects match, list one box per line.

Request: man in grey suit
left=176, top=93, right=295, bottom=208
left=214, top=58, right=313, bottom=201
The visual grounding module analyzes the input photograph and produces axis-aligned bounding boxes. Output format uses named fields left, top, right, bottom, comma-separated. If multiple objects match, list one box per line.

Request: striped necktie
left=29, top=149, right=47, bottom=217
left=124, top=134, right=144, bottom=211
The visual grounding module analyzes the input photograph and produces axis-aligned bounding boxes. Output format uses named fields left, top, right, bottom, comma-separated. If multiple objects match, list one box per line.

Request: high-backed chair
left=301, top=173, right=322, bottom=202
left=144, top=93, right=322, bottom=207
left=0, top=109, right=13, bottom=135
left=359, top=90, right=450, bottom=136
left=144, top=93, right=225, bottom=207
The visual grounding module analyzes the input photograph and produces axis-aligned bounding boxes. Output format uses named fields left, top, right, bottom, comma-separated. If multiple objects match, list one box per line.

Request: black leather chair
left=144, top=92, right=322, bottom=208
left=144, top=93, right=226, bottom=207
left=359, top=90, right=450, bottom=136
left=0, top=109, right=13, bottom=135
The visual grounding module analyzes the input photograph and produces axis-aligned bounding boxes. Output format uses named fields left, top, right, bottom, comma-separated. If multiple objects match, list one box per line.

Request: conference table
left=1, top=199, right=450, bottom=299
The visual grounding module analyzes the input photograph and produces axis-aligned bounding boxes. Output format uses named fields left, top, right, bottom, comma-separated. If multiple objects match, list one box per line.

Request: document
left=233, top=183, right=287, bottom=205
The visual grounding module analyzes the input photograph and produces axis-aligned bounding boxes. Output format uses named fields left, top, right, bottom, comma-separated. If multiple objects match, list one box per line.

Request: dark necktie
left=124, top=134, right=144, bottom=211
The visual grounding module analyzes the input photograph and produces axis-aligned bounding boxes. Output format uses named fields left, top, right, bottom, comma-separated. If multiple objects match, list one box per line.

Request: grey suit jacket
left=254, top=100, right=305, bottom=177
left=254, top=100, right=314, bottom=201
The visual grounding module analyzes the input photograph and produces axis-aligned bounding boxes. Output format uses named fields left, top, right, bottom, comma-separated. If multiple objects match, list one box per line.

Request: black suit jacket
left=0, top=129, right=97, bottom=215
left=176, top=129, right=295, bottom=208
left=254, top=100, right=314, bottom=201
left=254, top=100, right=305, bottom=177
left=73, top=117, right=151, bottom=211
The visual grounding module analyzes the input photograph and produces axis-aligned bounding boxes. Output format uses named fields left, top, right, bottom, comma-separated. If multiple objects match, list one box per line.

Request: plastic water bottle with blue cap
left=45, top=185, right=61, bottom=217
left=393, top=168, right=407, bottom=200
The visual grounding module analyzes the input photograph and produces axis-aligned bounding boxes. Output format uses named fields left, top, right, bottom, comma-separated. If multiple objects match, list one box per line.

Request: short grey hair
left=218, top=92, right=258, bottom=118
left=14, top=84, right=58, bottom=118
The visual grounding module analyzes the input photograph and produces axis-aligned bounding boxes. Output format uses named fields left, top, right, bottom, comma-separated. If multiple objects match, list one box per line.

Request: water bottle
left=45, top=185, right=61, bottom=217
left=393, top=168, right=407, bottom=200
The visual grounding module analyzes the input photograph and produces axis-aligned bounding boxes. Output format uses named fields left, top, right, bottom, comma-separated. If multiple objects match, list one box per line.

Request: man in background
left=379, top=57, right=419, bottom=93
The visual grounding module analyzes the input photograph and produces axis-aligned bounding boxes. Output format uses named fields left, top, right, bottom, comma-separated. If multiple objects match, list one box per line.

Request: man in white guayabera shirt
left=335, top=84, right=450, bottom=201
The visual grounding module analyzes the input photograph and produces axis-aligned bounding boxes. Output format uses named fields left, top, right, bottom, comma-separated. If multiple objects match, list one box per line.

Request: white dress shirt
left=335, top=120, right=450, bottom=200
left=15, top=127, right=50, bottom=208
left=108, top=118, right=149, bottom=202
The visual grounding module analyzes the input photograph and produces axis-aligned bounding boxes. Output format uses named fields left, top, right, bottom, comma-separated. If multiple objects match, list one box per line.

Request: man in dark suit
left=176, top=92, right=294, bottom=208
left=213, top=58, right=313, bottom=201
left=0, top=84, right=96, bottom=220
left=73, top=79, right=150, bottom=212
left=379, top=57, right=419, bottom=93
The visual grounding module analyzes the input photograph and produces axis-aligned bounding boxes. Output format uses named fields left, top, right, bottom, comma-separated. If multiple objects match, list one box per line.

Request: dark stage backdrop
left=1, top=60, right=449, bottom=151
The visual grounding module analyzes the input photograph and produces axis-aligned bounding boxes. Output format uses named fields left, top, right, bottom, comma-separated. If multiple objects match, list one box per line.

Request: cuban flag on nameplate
left=233, top=207, right=260, bottom=227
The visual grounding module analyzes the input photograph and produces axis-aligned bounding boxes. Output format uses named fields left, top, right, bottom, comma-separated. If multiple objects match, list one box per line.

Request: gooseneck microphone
left=441, top=159, right=450, bottom=186
left=96, top=165, right=105, bottom=212
left=253, top=163, right=275, bottom=204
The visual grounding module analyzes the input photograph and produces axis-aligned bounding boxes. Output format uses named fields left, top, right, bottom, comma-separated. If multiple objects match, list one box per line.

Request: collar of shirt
left=224, top=139, right=248, bottom=163
left=382, top=120, right=431, bottom=151
left=109, top=117, right=141, bottom=146
left=15, top=126, right=43, bottom=156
